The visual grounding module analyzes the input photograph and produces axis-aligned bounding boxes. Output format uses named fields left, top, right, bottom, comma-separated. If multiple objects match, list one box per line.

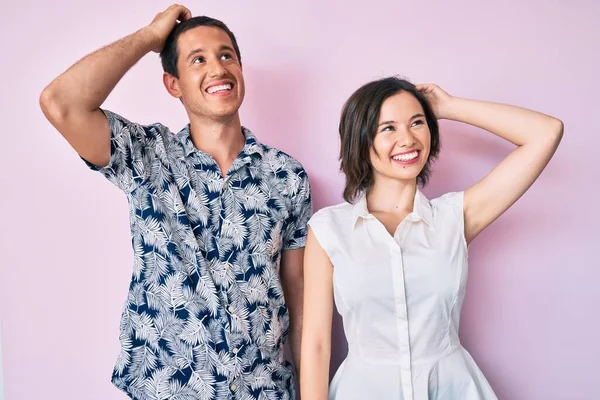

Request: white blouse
left=308, top=190, right=497, bottom=399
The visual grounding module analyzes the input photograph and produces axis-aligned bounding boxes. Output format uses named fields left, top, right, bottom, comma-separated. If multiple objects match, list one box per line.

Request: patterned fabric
left=84, top=110, right=312, bottom=400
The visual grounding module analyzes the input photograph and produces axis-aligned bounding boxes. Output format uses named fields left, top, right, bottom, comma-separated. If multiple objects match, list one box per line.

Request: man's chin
left=187, top=105, right=241, bottom=121
left=213, top=107, right=241, bottom=119
left=210, top=99, right=242, bottom=114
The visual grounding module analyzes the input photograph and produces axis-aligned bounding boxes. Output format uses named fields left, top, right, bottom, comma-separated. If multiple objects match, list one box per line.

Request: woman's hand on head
left=415, top=83, right=455, bottom=120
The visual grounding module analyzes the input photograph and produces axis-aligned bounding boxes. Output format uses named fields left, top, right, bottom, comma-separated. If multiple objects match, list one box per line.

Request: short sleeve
left=306, top=208, right=335, bottom=260
left=433, top=191, right=468, bottom=252
left=81, top=109, right=158, bottom=192
left=282, top=169, right=313, bottom=251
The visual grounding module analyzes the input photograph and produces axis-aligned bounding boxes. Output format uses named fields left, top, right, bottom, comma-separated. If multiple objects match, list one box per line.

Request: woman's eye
left=381, top=125, right=394, bottom=132
left=221, top=53, right=233, bottom=60
left=412, top=119, right=425, bottom=127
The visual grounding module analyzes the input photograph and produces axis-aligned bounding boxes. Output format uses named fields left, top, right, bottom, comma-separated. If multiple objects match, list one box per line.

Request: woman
left=300, top=77, right=563, bottom=399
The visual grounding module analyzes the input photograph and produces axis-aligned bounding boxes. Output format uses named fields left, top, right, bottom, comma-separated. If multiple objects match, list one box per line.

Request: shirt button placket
left=390, top=242, right=414, bottom=400
left=225, top=305, right=241, bottom=396
left=219, top=175, right=231, bottom=236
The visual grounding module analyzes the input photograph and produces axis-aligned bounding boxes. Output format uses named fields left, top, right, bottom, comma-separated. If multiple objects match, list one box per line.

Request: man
left=40, top=4, right=311, bottom=399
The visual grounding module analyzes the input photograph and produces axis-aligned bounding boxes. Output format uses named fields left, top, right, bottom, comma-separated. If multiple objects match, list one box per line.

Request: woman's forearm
left=444, top=96, right=563, bottom=146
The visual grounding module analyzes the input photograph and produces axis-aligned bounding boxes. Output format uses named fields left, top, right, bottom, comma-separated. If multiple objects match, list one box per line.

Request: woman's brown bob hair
left=339, top=77, right=441, bottom=203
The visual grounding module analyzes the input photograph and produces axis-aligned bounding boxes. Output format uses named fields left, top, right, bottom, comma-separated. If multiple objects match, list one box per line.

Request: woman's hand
left=415, top=83, right=455, bottom=120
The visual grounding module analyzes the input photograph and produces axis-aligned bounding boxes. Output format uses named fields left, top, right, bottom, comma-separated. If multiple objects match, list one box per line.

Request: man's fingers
left=179, top=8, right=192, bottom=22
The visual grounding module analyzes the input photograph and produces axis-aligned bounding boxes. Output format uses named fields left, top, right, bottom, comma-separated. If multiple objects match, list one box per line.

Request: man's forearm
left=289, top=313, right=303, bottom=376
left=43, top=27, right=157, bottom=114
left=280, top=249, right=305, bottom=378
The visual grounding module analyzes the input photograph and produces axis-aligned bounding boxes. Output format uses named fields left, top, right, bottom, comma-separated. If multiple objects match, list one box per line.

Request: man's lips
left=205, top=80, right=234, bottom=94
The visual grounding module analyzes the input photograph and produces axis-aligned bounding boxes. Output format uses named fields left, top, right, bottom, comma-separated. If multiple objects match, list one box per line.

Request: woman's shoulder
left=311, top=201, right=353, bottom=218
left=309, top=201, right=354, bottom=226
left=430, top=191, right=464, bottom=208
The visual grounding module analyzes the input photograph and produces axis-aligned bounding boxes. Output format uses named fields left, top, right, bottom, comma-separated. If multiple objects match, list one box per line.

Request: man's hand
left=145, top=4, right=192, bottom=53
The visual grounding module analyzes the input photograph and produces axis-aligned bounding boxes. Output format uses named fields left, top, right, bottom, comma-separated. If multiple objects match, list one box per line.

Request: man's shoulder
left=255, top=141, right=307, bottom=175
left=103, top=109, right=178, bottom=140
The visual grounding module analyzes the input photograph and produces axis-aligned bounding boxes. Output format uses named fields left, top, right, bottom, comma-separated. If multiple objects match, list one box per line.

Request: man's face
left=166, top=26, right=245, bottom=121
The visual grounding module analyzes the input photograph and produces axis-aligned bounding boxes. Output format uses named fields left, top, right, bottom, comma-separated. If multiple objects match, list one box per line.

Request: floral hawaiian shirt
left=84, top=109, right=312, bottom=400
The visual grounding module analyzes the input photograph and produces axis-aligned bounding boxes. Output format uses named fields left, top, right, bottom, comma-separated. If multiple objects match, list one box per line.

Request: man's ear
left=163, top=72, right=182, bottom=99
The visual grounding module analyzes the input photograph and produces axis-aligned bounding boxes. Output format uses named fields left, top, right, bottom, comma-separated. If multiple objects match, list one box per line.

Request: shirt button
left=230, top=383, right=237, bottom=391
left=232, top=347, right=239, bottom=355
left=228, top=306, right=235, bottom=313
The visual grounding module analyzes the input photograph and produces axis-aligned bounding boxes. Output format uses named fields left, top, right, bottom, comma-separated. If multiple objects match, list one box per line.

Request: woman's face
left=369, top=91, right=431, bottom=185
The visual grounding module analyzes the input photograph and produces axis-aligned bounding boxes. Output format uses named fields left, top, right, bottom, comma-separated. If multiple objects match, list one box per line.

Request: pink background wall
left=1, top=0, right=598, bottom=399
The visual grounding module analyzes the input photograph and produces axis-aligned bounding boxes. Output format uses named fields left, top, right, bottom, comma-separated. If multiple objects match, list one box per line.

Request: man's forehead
left=178, top=26, right=233, bottom=51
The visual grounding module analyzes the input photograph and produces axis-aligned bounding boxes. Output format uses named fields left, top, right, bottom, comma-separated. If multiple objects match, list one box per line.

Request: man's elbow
left=39, top=85, right=69, bottom=127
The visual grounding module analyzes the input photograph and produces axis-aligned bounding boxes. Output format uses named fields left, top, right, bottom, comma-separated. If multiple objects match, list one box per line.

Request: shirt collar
left=177, top=125, right=264, bottom=164
left=351, top=188, right=434, bottom=229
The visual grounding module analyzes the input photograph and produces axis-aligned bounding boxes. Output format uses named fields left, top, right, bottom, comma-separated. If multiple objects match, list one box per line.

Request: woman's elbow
left=301, top=334, right=331, bottom=361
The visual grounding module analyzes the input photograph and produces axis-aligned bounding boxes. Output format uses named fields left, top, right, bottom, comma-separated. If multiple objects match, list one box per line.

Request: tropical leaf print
left=85, top=110, right=311, bottom=399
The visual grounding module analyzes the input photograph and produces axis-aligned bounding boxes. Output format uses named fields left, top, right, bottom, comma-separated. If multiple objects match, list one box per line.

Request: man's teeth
left=207, top=84, right=232, bottom=94
left=392, top=151, right=419, bottom=162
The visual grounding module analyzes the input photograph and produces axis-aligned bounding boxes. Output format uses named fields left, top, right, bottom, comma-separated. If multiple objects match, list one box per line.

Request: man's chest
left=132, top=159, right=292, bottom=261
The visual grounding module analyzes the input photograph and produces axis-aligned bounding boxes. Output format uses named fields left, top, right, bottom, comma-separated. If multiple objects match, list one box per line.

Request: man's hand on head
left=145, top=4, right=193, bottom=53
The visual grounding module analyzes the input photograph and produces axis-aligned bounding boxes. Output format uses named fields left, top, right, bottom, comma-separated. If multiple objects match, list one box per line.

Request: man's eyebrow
left=186, top=45, right=236, bottom=62
left=186, top=48, right=205, bottom=61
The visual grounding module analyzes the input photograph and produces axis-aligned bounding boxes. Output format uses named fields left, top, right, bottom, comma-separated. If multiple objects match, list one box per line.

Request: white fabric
left=308, top=190, right=497, bottom=400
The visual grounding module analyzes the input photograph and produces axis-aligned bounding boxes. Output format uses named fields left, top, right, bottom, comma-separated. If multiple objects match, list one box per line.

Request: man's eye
left=193, top=57, right=205, bottom=64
